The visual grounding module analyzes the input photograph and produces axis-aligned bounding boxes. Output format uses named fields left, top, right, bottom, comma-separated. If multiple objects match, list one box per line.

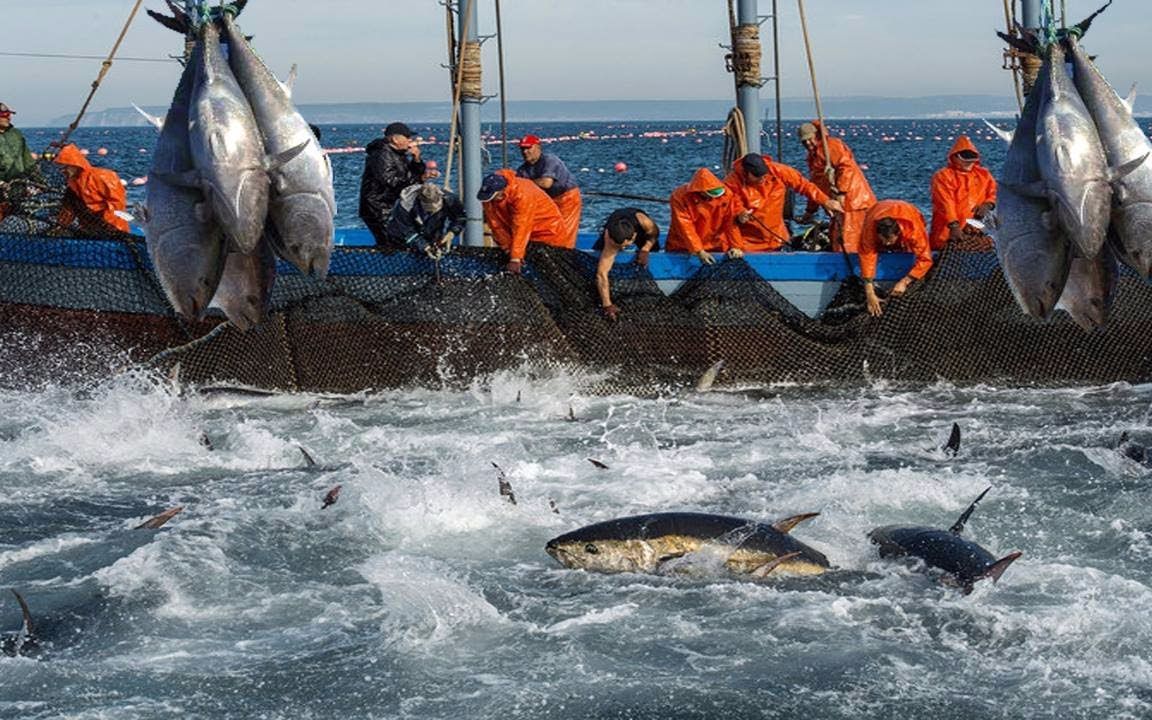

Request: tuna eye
left=584, top=543, right=599, bottom=555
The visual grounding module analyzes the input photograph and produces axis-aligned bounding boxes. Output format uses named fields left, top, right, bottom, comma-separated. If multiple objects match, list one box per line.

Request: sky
left=3, top=0, right=1151, bottom=125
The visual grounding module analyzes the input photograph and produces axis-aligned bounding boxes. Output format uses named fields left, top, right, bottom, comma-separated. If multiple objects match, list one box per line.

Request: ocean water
left=4, top=121, right=1152, bottom=718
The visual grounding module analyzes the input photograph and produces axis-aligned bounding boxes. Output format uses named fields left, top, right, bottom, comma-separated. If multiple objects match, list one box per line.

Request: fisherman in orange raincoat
left=53, top=143, right=129, bottom=233
left=929, top=135, right=997, bottom=250
left=477, top=169, right=567, bottom=274
left=724, top=153, right=843, bottom=252
left=797, top=121, right=876, bottom=252
left=858, top=199, right=932, bottom=317
left=665, top=167, right=743, bottom=264
left=516, top=134, right=582, bottom=247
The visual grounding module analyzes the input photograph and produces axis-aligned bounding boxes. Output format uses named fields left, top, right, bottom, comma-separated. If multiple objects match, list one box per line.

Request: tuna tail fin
left=949, top=486, right=992, bottom=534
left=997, top=30, right=1037, bottom=56
left=750, top=551, right=803, bottom=578
left=1068, top=0, right=1113, bottom=40
left=943, top=422, right=961, bottom=456
left=982, top=551, right=1023, bottom=584
left=983, top=119, right=1013, bottom=144
left=772, top=512, right=820, bottom=534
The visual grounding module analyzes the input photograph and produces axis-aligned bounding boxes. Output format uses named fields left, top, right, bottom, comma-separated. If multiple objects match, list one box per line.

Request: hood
left=947, top=135, right=981, bottom=166
left=686, top=167, right=725, bottom=194
left=54, top=144, right=93, bottom=172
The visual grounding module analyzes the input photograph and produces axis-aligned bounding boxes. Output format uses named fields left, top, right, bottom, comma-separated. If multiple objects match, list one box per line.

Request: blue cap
left=477, top=173, right=508, bottom=202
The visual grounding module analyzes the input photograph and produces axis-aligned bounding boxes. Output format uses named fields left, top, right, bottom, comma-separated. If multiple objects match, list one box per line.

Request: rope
left=459, top=42, right=483, bottom=99
left=796, top=0, right=835, bottom=191
left=0, top=51, right=174, bottom=63
left=730, top=24, right=763, bottom=88
left=495, top=0, right=510, bottom=169
left=722, top=107, right=748, bottom=170
left=56, top=0, right=147, bottom=148
left=444, top=0, right=478, bottom=190
left=1001, top=0, right=1025, bottom=110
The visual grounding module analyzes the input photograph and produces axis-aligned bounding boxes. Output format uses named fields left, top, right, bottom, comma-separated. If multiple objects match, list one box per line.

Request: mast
left=734, top=0, right=762, bottom=155
left=457, top=0, right=484, bottom=246
left=1018, top=0, right=1043, bottom=96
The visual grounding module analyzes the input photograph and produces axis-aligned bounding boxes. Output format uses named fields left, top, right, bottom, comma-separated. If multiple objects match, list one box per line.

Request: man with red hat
left=515, top=134, right=582, bottom=246
left=0, top=102, right=39, bottom=221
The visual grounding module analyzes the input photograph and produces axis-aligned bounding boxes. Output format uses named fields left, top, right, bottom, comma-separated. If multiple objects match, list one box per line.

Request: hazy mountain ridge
left=47, top=95, right=1051, bottom=128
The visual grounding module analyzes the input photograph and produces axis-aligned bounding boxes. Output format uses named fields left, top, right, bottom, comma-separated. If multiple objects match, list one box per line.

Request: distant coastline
left=35, top=95, right=1073, bottom=128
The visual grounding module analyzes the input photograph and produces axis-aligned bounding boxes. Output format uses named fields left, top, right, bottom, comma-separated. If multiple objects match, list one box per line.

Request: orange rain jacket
left=665, top=168, right=742, bottom=254
left=724, top=156, right=830, bottom=252
left=858, top=199, right=932, bottom=281
left=929, top=135, right=997, bottom=249
left=554, top=187, right=583, bottom=247
left=802, top=121, right=876, bottom=252
left=482, top=169, right=568, bottom=261
left=54, top=144, right=129, bottom=232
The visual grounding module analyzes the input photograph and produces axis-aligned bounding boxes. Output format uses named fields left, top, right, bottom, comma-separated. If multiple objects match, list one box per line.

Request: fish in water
left=321, top=485, right=341, bottom=510
left=223, top=12, right=334, bottom=278
left=1, top=591, right=39, bottom=658
left=1115, top=432, right=1150, bottom=465
left=135, top=506, right=184, bottom=530
left=587, top=458, right=609, bottom=470
left=868, top=487, right=1022, bottom=594
left=942, top=422, right=961, bottom=456
left=695, top=359, right=726, bottom=393
left=143, top=39, right=226, bottom=320
left=493, top=462, right=517, bottom=505
left=545, top=511, right=829, bottom=578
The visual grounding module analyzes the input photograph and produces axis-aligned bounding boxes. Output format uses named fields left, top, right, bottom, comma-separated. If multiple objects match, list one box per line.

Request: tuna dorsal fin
left=949, top=486, right=992, bottom=534
left=983, top=119, right=1013, bottom=144
left=11, top=590, right=35, bottom=644
left=1123, top=83, right=1138, bottom=113
left=982, top=551, right=1023, bottom=583
left=943, top=422, right=961, bottom=456
left=1110, top=153, right=1149, bottom=183
left=1119, top=431, right=1130, bottom=446
left=772, top=512, right=820, bottom=534
left=750, top=551, right=802, bottom=578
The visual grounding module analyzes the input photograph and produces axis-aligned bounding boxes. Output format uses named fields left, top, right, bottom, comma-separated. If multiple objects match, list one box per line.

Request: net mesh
left=3, top=166, right=1151, bottom=394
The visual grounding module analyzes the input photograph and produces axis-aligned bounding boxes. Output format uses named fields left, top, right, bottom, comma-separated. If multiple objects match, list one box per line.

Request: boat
left=2, top=0, right=1151, bottom=394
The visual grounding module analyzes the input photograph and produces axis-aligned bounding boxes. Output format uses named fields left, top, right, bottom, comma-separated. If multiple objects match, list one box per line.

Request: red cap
left=518, top=134, right=541, bottom=148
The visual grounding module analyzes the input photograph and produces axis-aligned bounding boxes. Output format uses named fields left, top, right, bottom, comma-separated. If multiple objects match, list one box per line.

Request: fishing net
left=2, top=172, right=1152, bottom=394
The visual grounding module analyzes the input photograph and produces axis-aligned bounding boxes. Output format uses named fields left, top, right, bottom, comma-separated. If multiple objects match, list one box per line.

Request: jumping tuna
left=188, top=20, right=271, bottom=254
left=144, top=41, right=226, bottom=320
left=868, top=487, right=1022, bottom=594
left=1067, top=34, right=1152, bottom=276
left=545, top=511, right=830, bottom=578
left=222, top=12, right=335, bottom=278
left=987, top=56, right=1071, bottom=319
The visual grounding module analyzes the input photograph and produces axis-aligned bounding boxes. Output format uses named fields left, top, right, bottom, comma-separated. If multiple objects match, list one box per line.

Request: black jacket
left=383, top=184, right=466, bottom=251
left=358, top=138, right=426, bottom=224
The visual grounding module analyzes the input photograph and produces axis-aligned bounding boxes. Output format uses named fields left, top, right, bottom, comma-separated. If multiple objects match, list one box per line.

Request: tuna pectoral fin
left=750, top=552, right=802, bottom=578
left=983, top=551, right=1023, bottom=584
left=266, top=141, right=310, bottom=171
left=772, top=512, right=820, bottom=534
left=983, top=119, right=1013, bottom=144
left=1110, top=153, right=1149, bottom=183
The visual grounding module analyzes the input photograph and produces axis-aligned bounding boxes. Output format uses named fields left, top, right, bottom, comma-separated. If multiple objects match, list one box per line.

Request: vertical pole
left=771, top=0, right=782, bottom=162
left=1018, top=0, right=1043, bottom=97
left=736, top=0, right=761, bottom=155
left=1019, top=0, right=1041, bottom=29
left=458, top=0, right=484, bottom=246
